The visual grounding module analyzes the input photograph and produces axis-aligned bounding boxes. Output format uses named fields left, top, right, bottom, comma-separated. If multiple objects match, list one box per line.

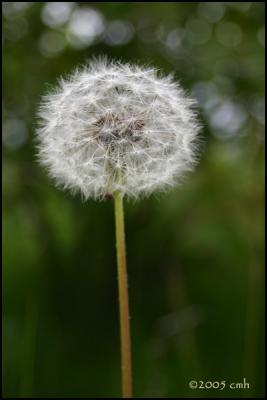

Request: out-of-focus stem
left=20, top=293, right=39, bottom=397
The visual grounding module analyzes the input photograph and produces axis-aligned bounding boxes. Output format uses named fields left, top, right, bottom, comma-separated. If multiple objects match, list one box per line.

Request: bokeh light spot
left=257, top=26, right=265, bottom=48
left=198, top=2, right=225, bottom=23
left=186, top=18, right=212, bottom=45
left=3, top=119, right=28, bottom=150
left=209, top=101, right=247, bottom=139
left=165, top=29, right=183, bottom=50
left=41, top=2, right=75, bottom=28
left=67, top=7, right=104, bottom=49
left=38, top=31, right=66, bottom=57
left=216, top=21, right=242, bottom=47
left=2, top=2, right=32, bottom=19
left=191, top=81, right=222, bottom=111
left=104, top=20, right=134, bottom=46
left=3, top=17, right=28, bottom=41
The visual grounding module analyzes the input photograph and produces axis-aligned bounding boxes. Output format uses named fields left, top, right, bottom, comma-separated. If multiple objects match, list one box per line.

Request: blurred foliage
left=3, top=2, right=265, bottom=398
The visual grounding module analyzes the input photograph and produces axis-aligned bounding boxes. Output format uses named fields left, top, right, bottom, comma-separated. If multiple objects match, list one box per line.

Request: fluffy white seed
left=36, top=58, right=201, bottom=200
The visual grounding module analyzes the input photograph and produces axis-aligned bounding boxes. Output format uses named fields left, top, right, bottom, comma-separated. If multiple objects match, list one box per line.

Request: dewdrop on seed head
left=36, top=58, right=201, bottom=200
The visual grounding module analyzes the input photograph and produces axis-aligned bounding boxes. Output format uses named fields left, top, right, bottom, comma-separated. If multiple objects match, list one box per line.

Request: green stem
left=114, top=192, right=132, bottom=398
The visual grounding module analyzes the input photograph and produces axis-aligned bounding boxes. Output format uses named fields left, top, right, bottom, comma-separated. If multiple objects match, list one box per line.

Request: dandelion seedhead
left=37, top=58, right=200, bottom=199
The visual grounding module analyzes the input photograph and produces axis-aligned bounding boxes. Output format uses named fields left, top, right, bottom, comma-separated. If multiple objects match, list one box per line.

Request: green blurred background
left=3, top=2, right=265, bottom=398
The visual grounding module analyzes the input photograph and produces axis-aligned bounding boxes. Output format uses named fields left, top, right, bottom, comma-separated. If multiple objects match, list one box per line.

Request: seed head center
left=92, top=113, right=145, bottom=145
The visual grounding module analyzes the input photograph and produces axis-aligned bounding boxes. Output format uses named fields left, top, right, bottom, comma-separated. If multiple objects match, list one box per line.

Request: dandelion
left=36, top=58, right=201, bottom=398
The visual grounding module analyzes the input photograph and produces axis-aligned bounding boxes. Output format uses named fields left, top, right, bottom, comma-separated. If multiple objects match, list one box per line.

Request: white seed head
left=36, top=58, right=201, bottom=200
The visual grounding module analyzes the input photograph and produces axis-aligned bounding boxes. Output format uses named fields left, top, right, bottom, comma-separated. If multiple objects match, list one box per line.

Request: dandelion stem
left=114, top=192, right=132, bottom=398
